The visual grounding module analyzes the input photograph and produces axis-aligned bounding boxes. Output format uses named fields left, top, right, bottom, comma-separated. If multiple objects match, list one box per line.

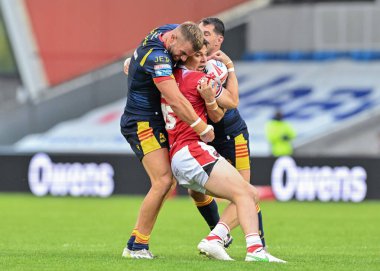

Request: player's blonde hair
left=177, top=21, right=204, bottom=52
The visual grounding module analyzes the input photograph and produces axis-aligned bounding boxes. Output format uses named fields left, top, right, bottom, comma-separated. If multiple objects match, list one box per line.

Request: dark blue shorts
left=120, top=114, right=169, bottom=161
left=210, top=129, right=251, bottom=170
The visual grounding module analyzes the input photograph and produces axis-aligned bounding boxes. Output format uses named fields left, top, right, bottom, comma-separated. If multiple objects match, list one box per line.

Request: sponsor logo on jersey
left=154, top=64, right=172, bottom=77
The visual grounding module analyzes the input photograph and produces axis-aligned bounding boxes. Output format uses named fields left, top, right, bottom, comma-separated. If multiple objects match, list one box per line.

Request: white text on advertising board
left=28, top=153, right=114, bottom=197
left=271, top=157, right=367, bottom=202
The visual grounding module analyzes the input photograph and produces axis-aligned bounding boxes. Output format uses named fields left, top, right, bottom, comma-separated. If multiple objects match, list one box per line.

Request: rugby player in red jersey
left=161, top=41, right=282, bottom=262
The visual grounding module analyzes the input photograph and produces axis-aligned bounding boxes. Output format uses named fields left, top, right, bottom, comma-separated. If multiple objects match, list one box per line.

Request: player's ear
left=217, top=35, right=224, bottom=46
left=171, top=33, right=177, bottom=42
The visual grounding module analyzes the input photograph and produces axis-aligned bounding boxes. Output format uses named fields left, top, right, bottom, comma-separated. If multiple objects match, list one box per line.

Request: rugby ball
left=205, top=59, right=228, bottom=85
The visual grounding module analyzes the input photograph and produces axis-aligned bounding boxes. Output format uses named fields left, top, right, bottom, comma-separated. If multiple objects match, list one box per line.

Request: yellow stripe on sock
left=135, top=230, right=150, bottom=245
left=256, top=204, right=261, bottom=213
left=131, top=228, right=138, bottom=237
left=194, top=195, right=214, bottom=207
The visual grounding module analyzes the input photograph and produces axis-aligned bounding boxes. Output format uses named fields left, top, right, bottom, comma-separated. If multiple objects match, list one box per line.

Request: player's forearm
left=170, top=96, right=214, bottom=137
left=156, top=79, right=209, bottom=135
left=170, top=95, right=200, bottom=124
left=216, top=62, right=239, bottom=109
left=224, top=68, right=239, bottom=105
left=216, top=90, right=238, bottom=109
left=206, top=101, right=225, bottom=123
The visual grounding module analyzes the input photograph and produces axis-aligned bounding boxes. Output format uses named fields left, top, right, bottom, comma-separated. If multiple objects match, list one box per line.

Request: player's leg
left=204, top=159, right=259, bottom=236
left=135, top=148, right=173, bottom=236
left=171, top=142, right=280, bottom=262
left=188, top=189, right=233, bottom=248
left=216, top=132, right=267, bottom=247
left=121, top=117, right=172, bottom=259
left=200, top=158, right=268, bottom=261
left=236, top=131, right=268, bottom=249
left=238, top=169, right=266, bottom=248
left=234, top=133, right=285, bottom=262
left=188, top=189, right=220, bottom=230
left=123, top=156, right=175, bottom=259
left=124, top=149, right=173, bottom=259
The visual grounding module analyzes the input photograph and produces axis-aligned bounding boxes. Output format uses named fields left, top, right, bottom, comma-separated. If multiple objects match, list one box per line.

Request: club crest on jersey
left=159, top=133, right=166, bottom=143
left=154, top=64, right=172, bottom=77
left=197, top=76, right=208, bottom=86
left=213, top=150, right=220, bottom=157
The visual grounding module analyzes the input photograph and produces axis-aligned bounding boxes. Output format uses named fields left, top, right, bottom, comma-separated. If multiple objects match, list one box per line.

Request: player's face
left=199, top=23, right=223, bottom=55
left=168, top=34, right=195, bottom=62
left=184, top=45, right=208, bottom=71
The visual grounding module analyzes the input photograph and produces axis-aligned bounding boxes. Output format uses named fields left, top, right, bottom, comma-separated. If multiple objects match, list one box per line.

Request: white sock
left=246, top=233, right=263, bottom=253
left=206, top=222, right=230, bottom=240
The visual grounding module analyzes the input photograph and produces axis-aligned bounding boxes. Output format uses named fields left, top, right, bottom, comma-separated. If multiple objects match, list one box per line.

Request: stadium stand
left=3, top=0, right=380, bottom=157
left=14, top=60, right=380, bottom=156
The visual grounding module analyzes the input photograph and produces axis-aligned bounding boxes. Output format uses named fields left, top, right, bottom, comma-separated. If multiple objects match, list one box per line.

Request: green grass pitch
left=0, top=193, right=379, bottom=271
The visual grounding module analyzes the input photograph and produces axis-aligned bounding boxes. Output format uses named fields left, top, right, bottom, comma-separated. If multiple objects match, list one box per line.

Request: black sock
left=257, top=209, right=266, bottom=247
left=197, top=198, right=220, bottom=230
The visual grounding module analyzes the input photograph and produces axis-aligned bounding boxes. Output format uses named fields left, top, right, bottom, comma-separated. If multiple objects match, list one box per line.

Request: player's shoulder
left=146, top=49, right=171, bottom=62
left=181, top=68, right=205, bottom=79
left=138, top=48, right=172, bottom=73
left=179, top=68, right=205, bottom=84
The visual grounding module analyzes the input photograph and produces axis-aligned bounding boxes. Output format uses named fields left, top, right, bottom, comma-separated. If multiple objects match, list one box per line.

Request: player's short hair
left=177, top=22, right=204, bottom=52
left=200, top=17, right=225, bottom=37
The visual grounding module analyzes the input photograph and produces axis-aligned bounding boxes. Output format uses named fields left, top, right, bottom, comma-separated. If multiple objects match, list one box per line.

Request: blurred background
left=0, top=0, right=379, bottom=201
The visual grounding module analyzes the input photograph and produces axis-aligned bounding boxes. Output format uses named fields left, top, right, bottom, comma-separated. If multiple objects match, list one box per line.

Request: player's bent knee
left=188, top=189, right=207, bottom=201
left=152, top=176, right=173, bottom=189
left=149, top=171, right=174, bottom=195
left=247, top=184, right=260, bottom=203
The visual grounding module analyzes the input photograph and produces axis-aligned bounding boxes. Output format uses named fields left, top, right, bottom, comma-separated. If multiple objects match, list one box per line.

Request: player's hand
left=123, top=57, right=131, bottom=75
left=197, top=77, right=217, bottom=103
left=207, top=50, right=232, bottom=67
left=200, top=125, right=215, bottom=143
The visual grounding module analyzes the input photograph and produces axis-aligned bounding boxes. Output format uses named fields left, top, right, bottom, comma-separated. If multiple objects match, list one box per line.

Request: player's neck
left=184, top=64, right=195, bottom=71
left=209, top=46, right=221, bottom=55
left=161, top=31, right=173, bottom=50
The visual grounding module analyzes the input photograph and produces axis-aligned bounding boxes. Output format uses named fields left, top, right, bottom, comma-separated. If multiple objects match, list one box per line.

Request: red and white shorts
left=171, top=141, right=225, bottom=194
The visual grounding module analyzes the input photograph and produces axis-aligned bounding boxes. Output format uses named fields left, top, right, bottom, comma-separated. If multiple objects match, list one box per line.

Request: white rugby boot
left=130, top=249, right=154, bottom=259
left=197, top=238, right=234, bottom=261
left=265, top=251, right=287, bottom=263
left=121, top=247, right=132, bottom=258
left=245, top=247, right=270, bottom=262
left=246, top=248, right=286, bottom=263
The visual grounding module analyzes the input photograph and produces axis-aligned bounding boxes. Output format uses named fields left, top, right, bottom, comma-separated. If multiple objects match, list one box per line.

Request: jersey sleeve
left=143, top=50, right=174, bottom=83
